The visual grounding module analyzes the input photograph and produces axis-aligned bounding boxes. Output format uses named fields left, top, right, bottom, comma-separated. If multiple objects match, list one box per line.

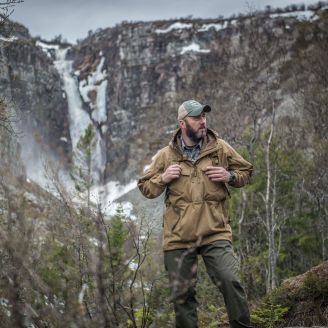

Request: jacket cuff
left=228, top=171, right=237, bottom=186
left=156, top=174, right=167, bottom=187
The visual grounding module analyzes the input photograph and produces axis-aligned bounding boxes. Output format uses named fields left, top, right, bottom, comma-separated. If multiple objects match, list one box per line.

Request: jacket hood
left=168, top=128, right=219, bottom=154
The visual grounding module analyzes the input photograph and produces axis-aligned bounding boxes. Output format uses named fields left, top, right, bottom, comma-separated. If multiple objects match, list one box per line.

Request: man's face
left=183, top=112, right=207, bottom=143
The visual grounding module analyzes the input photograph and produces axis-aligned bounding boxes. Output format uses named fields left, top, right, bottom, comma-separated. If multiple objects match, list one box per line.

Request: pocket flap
left=181, top=168, right=191, bottom=176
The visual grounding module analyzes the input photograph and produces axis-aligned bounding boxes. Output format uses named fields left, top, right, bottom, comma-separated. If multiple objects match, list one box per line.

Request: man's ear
left=178, top=120, right=185, bottom=129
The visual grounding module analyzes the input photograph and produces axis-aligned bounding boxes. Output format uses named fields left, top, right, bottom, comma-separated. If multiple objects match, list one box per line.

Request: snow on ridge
left=155, top=22, right=193, bottom=34
left=0, top=36, right=18, bottom=42
left=79, top=56, right=108, bottom=124
left=181, top=42, right=210, bottom=55
left=36, top=41, right=59, bottom=50
left=36, top=41, right=59, bottom=58
left=270, top=10, right=315, bottom=21
left=198, top=21, right=229, bottom=32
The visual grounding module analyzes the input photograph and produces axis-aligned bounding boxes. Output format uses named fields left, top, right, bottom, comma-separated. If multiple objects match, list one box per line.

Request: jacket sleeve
left=221, top=140, right=253, bottom=188
left=138, top=149, right=167, bottom=199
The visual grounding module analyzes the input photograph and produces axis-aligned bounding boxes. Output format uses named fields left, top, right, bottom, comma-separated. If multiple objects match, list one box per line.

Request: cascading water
left=36, top=41, right=137, bottom=215
left=53, top=48, right=91, bottom=149
left=53, top=46, right=107, bottom=201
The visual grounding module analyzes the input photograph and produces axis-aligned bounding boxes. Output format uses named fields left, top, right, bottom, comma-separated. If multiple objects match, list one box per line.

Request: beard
left=185, top=120, right=206, bottom=144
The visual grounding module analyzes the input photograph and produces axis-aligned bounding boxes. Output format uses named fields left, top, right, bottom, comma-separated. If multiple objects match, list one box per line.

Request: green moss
left=298, top=271, right=328, bottom=300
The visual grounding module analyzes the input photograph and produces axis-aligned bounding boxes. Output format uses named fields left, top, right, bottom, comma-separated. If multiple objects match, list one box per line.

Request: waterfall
left=53, top=46, right=107, bottom=193
left=53, top=48, right=91, bottom=150
left=36, top=42, right=136, bottom=215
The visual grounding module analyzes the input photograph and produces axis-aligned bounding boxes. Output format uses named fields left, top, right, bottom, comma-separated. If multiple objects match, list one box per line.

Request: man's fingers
left=171, top=174, right=180, bottom=179
left=168, top=168, right=181, bottom=174
left=206, top=166, right=224, bottom=172
left=205, top=166, right=227, bottom=182
left=163, top=164, right=182, bottom=182
left=170, top=164, right=182, bottom=169
left=205, top=166, right=230, bottom=183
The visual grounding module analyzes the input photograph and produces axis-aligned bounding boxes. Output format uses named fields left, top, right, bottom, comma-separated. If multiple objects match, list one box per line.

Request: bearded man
left=138, top=100, right=253, bottom=328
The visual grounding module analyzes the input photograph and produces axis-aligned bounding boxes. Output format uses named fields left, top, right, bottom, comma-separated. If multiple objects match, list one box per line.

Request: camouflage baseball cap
left=178, top=100, right=211, bottom=120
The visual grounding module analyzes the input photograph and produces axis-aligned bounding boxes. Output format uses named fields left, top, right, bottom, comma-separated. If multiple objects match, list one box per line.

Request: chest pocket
left=199, top=155, right=229, bottom=199
left=168, top=166, right=192, bottom=195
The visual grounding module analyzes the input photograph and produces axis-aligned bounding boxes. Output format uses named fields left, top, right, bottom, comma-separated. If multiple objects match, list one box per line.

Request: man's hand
left=161, top=164, right=182, bottom=184
left=205, top=166, right=230, bottom=183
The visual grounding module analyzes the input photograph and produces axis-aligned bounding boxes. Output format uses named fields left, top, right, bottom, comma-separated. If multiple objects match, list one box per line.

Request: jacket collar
left=169, top=128, right=219, bottom=160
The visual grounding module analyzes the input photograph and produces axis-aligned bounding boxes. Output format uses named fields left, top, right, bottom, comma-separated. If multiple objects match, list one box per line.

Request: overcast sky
left=11, top=0, right=319, bottom=43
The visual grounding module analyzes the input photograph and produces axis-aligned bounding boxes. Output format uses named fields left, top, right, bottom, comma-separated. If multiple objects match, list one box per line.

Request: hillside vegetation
left=0, top=2, right=328, bottom=327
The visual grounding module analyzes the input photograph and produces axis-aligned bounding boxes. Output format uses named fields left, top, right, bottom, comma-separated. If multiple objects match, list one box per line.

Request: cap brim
left=203, top=105, right=211, bottom=112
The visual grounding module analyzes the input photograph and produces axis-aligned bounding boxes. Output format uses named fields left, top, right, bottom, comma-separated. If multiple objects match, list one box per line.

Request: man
left=138, top=100, right=253, bottom=328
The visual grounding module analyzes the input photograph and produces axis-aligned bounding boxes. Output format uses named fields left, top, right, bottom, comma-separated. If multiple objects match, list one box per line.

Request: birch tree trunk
left=264, top=99, right=278, bottom=292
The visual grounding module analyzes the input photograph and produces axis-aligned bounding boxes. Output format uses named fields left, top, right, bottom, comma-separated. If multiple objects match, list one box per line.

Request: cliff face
left=0, top=7, right=327, bottom=186
left=72, top=19, right=230, bottom=181
left=71, top=8, right=328, bottom=182
left=0, top=21, right=72, bottom=167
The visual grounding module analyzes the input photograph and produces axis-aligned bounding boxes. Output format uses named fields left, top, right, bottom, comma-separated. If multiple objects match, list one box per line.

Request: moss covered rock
left=253, top=261, right=328, bottom=327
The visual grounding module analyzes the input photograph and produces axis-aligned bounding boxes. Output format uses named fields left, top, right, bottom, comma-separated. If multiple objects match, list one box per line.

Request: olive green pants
left=164, top=240, right=252, bottom=328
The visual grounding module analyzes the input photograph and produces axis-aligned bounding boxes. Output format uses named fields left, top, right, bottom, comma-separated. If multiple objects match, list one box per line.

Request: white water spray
left=36, top=42, right=136, bottom=216
left=53, top=47, right=106, bottom=188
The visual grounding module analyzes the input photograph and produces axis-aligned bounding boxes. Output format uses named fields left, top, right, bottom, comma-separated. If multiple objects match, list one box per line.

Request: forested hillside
left=0, top=1, right=327, bottom=327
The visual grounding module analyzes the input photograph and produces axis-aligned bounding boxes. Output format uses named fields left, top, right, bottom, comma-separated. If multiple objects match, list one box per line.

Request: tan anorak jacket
left=138, top=129, right=253, bottom=251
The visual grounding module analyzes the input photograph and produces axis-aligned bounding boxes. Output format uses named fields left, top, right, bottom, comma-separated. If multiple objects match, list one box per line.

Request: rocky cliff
left=0, top=4, right=327, bottom=191
left=71, top=5, right=328, bottom=183
left=0, top=21, right=71, bottom=173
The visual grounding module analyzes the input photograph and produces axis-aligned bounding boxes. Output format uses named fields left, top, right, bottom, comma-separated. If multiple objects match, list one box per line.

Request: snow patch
left=77, top=180, right=138, bottom=218
left=128, top=261, right=139, bottom=271
left=106, top=201, right=136, bottom=219
left=92, top=80, right=108, bottom=123
left=102, top=180, right=137, bottom=203
left=270, top=10, right=315, bottom=20
left=181, top=42, right=210, bottom=55
left=101, top=125, right=108, bottom=134
left=0, top=298, right=10, bottom=317
left=78, top=56, right=108, bottom=124
left=36, top=41, right=59, bottom=50
left=155, top=22, right=193, bottom=34
left=78, top=284, right=88, bottom=304
left=0, top=36, right=18, bottom=42
left=88, top=238, right=99, bottom=247
left=23, top=191, right=39, bottom=204
left=119, top=47, right=125, bottom=60
left=36, top=41, right=59, bottom=58
left=198, top=21, right=229, bottom=32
